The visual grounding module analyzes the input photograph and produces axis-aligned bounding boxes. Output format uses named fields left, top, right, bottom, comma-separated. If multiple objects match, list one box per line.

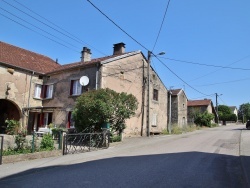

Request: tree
left=238, top=103, right=250, bottom=123
left=194, top=111, right=214, bottom=127
left=218, top=105, right=232, bottom=122
left=73, top=88, right=138, bottom=134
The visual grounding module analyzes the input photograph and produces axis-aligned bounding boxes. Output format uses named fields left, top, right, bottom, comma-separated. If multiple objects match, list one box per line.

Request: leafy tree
left=73, top=88, right=138, bottom=134
left=218, top=105, right=232, bottom=121
left=194, top=111, right=214, bottom=127
left=238, top=103, right=250, bottom=123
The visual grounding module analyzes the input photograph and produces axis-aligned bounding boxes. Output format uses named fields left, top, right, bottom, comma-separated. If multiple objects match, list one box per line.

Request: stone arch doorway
left=0, top=99, right=21, bottom=134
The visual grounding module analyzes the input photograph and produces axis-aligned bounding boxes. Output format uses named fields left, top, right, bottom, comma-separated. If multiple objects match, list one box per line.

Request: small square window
left=153, top=89, right=158, bottom=101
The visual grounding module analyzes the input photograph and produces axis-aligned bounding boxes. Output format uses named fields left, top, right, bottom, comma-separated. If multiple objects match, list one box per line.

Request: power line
left=2, top=0, right=106, bottom=56
left=0, top=7, right=79, bottom=50
left=0, top=12, right=79, bottom=52
left=12, top=0, right=107, bottom=56
left=155, top=56, right=211, bottom=96
left=87, top=0, right=211, bottom=97
left=86, top=0, right=148, bottom=52
left=189, top=55, right=250, bottom=82
left=160, top=57, right=250, bottom=71
left=194, top=77, right=250, bottom=87
left=152, top=0, right=171, bottom=52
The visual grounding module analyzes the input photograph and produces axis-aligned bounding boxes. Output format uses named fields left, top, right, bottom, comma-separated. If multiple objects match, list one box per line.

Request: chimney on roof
left=113, top=42, right=125, bottom=55
left=81, top=47, right=91, bottom=62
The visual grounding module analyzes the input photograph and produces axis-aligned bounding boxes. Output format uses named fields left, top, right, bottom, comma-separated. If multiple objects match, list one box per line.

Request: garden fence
left=63, top=131, right=110, bottom=155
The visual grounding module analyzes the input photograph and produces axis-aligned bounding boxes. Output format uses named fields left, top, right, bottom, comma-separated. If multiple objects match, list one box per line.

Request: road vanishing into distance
left=0, top=124, right=249, bottom=187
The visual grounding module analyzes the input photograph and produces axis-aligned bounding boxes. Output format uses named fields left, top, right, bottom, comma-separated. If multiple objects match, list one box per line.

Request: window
left=34, top=84, right=53, bottom=99
left=70, top=80, right=82, bottom=95
left=153, top=89, right=158, bottom=101
left=45, top=85, right=53, bottom=99
left=67, top=112, right=75, bottom=128
left=34, top=84, right=42, bottom=98
left=43, top=112, right=52, bottom=127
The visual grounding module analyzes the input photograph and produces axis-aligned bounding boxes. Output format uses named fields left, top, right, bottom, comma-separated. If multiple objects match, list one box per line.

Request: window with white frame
left=43, top=112, right=52, bottom=127
left=45, top=85, right=53, bottom=99
left=70, top=80, right=82, bottom=95
left=34, top=84, right=42, bottom=98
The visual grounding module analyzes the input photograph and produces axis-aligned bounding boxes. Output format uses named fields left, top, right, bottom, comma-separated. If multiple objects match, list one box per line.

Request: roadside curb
left=2, top=150, right=62, bottom=164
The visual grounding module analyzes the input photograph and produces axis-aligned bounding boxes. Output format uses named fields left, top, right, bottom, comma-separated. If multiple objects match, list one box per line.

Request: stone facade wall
left=0, top=65, right=43, bottom=129
left=170, top=90, right=187, bottom=127
left=43, top=66, right=98, bottom=127
left=101, top=53, right=168, bottom=136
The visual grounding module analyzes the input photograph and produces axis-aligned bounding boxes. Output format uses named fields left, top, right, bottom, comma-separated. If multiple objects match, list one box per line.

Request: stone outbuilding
left=169, top=89, right=188, bottom=127
left=187, top=99, right=218, bottom=124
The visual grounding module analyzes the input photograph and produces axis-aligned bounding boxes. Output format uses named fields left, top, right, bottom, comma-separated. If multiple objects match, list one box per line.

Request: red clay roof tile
left=0, top=41, right=61, bottom=74
left=187, top=99, right=211, bottom=107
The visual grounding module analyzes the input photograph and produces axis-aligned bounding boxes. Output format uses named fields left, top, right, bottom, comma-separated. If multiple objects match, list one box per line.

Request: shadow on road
left=0, top=151, right=249, bottom=188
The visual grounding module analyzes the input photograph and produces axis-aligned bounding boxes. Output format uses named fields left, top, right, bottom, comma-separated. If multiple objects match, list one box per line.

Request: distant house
left=229, top=106, right=238, bottom=121
left=187, top=99, right=218, bottom=124
left=0, top=41, right=169, bottom=137
left=169, top=89, right=188, bottom=127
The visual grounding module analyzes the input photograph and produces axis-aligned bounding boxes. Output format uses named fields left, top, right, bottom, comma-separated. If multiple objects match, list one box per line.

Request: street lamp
left=146, top=51, right=165, bottom=137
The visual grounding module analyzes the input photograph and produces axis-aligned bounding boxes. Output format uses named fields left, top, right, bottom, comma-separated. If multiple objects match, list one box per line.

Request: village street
left=0, top=124, right=250, bottom=187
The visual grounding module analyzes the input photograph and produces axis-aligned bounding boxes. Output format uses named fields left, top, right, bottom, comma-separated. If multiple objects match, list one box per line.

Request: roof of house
left=47, top=51, right=142, bottom=75
left=187, top=99, right=212, bottom=107
left=171, top=89, right=182, bottom=96
left=0, top=41, right=61, bottom=74
left=229, top=106, right=237, bottom=111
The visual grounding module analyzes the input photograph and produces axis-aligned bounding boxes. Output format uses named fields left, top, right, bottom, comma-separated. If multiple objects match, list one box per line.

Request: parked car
left=246, top=120, right=250, bottom=129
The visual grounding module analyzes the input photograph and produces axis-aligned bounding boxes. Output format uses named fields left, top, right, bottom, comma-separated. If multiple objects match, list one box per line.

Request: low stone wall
left=2, top=150, right=62, bottom=164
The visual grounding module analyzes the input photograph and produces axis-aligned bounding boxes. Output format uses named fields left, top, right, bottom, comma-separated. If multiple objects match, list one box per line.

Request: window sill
left=68, top=94, right=81, bottom=98
left=33, top=97, right=42, bottom=100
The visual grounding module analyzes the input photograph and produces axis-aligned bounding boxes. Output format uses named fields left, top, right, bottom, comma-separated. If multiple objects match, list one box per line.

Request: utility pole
left=216, top=93, right=218, bottom=123
left=168, top=89, right=172, bottom=134
left=146, top=51, right=152, bottom=137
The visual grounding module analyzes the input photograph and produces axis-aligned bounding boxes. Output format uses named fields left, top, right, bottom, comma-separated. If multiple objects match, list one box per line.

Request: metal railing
left=0, top=136, right=3, bottom=165
left=63, top=132, right=110, bottom=155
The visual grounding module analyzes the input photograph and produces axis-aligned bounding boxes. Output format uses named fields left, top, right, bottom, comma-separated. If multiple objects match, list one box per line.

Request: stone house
left=0, top=41, right=168, bottom=137
left=187, top=99, right=218, bottom=124
left=169, top=89, right=188, bottom=127
left=0, top=41, right=60, bottom=134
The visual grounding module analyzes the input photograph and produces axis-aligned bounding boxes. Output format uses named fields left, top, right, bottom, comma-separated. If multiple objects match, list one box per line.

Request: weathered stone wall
left=0, top=65, right=43, bottom=128
left=101, top=53, right=168, bottom=136
left=43, top=66, right=97, bottom=127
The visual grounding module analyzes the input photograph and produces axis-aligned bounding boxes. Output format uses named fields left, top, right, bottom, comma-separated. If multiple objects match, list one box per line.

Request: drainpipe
left=26, top=71, right=34, bottom=131
left=96, top=63, right=99, bottom=90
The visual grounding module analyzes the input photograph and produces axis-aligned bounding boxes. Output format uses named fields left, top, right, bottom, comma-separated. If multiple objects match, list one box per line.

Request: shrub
left=40, top=134, right=54, bottom=150
left=73, top=88, right=138, bottom=134
left=161, top=128, right=169, bottom=135
left=111, top=135, right=121, bottom=142
left=172, top=125, right=182, bottom=134
left=51, top=128, right=64, bottom=139
left=15, top=131, right=27, bottom=150
left=194, top=111, right=214, bottom=127
left=5, top=119, right=20, bottom=135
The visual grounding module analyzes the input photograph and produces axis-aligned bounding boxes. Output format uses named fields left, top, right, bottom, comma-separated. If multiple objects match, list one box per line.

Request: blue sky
left=0, top=0, right=249, bottom=108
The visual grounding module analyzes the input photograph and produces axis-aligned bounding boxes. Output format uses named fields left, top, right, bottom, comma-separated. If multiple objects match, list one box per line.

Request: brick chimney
left=81, top=47, right=91, bottom=62
left=113, top=42, right=125, bottom=55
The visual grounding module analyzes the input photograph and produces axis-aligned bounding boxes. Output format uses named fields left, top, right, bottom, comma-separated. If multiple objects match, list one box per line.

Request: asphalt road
left=0, top=124, right=249, bottom=188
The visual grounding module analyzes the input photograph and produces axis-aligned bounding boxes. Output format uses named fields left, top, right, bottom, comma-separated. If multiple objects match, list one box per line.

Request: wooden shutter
left=70, top=80, right=74, bottom=95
